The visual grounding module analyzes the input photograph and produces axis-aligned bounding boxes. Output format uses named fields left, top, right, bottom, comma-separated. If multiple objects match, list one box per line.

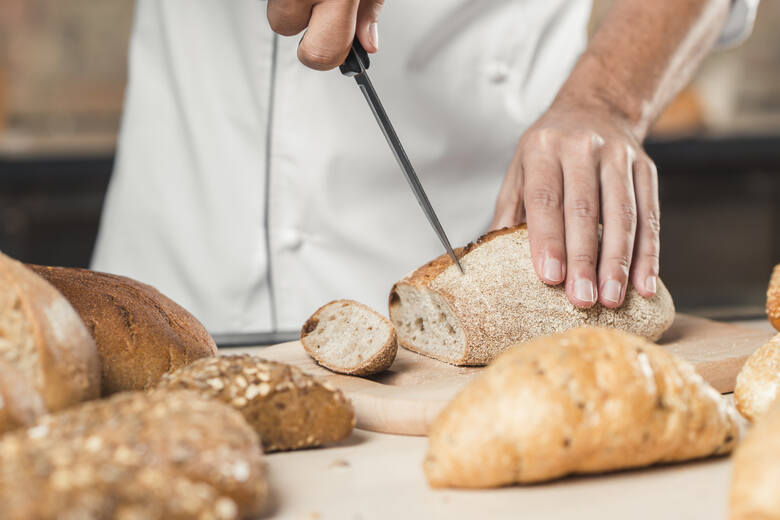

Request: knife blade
left=340, top=39, right=464, bottom=274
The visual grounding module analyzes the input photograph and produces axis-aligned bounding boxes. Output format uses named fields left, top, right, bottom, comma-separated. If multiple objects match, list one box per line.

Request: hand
left=266, top=0, right=384, bottom=70
left=491, top=99, right=660, bottom=309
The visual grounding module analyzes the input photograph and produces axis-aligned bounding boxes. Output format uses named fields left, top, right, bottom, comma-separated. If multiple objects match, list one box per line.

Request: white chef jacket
left=92, top=0, right=756, bottom=335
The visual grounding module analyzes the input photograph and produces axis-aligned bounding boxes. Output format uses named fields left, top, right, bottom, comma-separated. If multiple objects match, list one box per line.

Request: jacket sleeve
left=715, top=0, right=759, bottom=48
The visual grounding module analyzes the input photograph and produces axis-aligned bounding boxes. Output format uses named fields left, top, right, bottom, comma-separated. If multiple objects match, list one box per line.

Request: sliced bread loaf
left=300, top=300, right=397, bottom=376
left=389, top=225, right=675, bottom=365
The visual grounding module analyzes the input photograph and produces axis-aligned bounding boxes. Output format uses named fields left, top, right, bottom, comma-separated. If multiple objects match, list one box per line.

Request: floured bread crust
left=767, top=264, right=780, bottom=332
left=735, top=333, right=780, bottom=422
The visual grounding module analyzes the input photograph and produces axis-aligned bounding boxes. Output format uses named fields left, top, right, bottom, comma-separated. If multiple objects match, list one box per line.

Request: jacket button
left=486, top=62, right=509, bottom=83
left=279, top=229, right=303, bottom=251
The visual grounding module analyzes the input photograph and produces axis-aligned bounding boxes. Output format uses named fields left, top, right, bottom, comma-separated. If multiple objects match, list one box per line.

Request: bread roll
left=301, top=299, right=397, bottom=376
left=730, top=398, right=780, bottom=520
left=768, top=264, right=780, bottom=332
left=389, top=225, right=675, bottom=366
left=0, top=252, right=99, bottom=434
left=424, top=327, right=741, bottom=488
left=28, top=265, right=217, bottom=395
left=158, top=355, right=355, bottom=452
left=0, top=390, right=268, bottom=520
left=735, top=333, right=780, bottom=422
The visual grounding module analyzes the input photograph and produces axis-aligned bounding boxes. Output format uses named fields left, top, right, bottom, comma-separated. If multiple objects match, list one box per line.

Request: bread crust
left=158, top=355, right=356, bottom=452
left=424, top=327, right=742, bottom=488
left=390, top=225, right=675, bottom=365
left=735, top=333, right=780, bottom=422
left=767, top=264, right=780, bottom=332
left=28, top=265, right=217, bottom=395
left=0, top=360, right=46, bottom=434
left=300, top=299, right=397, bottom=376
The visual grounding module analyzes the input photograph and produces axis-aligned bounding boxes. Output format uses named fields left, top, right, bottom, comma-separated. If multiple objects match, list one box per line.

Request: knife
left=340, top=39, right=464, bottom=274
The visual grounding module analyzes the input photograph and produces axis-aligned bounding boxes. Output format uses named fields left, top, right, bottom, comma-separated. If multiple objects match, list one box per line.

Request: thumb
left=356, top=0, right=384, bottom=53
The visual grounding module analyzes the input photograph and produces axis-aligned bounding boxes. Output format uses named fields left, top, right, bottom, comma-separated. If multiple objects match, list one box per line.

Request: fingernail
left=543, top=257, right=563, bottom=283
left=574, top=279, right=596, bottom=303
left=602, top=279, right=622, bottom=304
left=369, top=22, right=379, bottom=50
left=645, top=275, right=657, bottom=294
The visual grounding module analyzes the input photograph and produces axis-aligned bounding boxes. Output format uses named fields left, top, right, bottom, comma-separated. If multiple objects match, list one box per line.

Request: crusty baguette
left=735, top=333, right=780, bottom=422
left=0, top=390, right=268, bottom=520
left=0, top=252, right=99, bottom=434
left=301, top=299, right=397, bottom=376
left=424, top=327, right=742, bottom=488
left=768, top=264, right=780, bottom=332
left=158, top=355, right=355, bottom=452
left=730, top=397, right=780, bottom=520
left=28, top=265, right=217, bottom=395
left=389, top=225, right=675, bottom=366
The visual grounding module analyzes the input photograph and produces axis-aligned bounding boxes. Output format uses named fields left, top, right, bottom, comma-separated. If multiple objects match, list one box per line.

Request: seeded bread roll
left=735, top=333, right=780, bottom=422
left=158, top=355, right=355, bottom=452
left=730, top=398, right=780, bottom=520
left=28, top=265, right=217, bottom=395
left=301, top=300, right=397, bottom=376
left=0, top=390, right=268, bottom=520
left=424, top=327, right=742, bottom=488
left=768, top=264, right=780, bottom=332
left=389, top=225, right=675, bottom=366
left=0, top=252, right=100, bottom=435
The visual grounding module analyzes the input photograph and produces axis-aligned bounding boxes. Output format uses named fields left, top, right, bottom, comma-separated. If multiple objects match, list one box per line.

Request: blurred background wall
left=0, top=0, right=779, bottom=319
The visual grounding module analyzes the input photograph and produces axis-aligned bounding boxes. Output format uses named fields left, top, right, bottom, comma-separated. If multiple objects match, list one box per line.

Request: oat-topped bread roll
left=424, top=327, right=741, bottom=488
left=158, top=355, right=355, bottom=452
left=768, top=264, right=780, bottom=332
left=0, top=390, right=268, bottom=520
left=389, top=225, right=675, bottom=365
left=730, top=398, right=780, bottom=520
left=0, top=252, right=99, bottom=435
left=735, top=333, right=780, bottom=422
left=301, top=300, right=397, bottom=376
left=28, top=265, right=217, bottom=395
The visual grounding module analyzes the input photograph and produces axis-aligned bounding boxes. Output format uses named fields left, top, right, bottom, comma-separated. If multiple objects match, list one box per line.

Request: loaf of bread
left=389, top=225, right=675, bottom=365
left=735, top=333, right=780, bottom=422
left=158, top=355, right=355, bottom=452
left=0, top=253, right=100, bottom=434
left=0, top=390, right=269, bottom=519
left=301, top=299, right=397, bottom=376
left=424, top=327, right=741, bottom=488
left=768, top=264, right=780, bottom=332
left=730, top=398, right=780, bottom=520
left=28, top=265, right=217, bottom=395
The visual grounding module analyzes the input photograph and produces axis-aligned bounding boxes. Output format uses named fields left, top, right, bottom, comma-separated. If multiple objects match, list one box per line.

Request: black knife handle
left=339, top=37, right=370, bottom=76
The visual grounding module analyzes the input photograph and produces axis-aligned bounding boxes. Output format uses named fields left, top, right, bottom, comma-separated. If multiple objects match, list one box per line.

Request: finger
left=597, top=143, right=637, bottom=308
left=298, top=0, right=359, bottom=70
left=490, top=150, right=525, bottom=230
left=523, top=134, right=566, bottom=286
left=356, top=0, right=384, bottom=53
left=630, top=155, right=661, bottom=298
left=267, top=0, right=315, bottom=36
left=561, top=134, right=601, bottom=307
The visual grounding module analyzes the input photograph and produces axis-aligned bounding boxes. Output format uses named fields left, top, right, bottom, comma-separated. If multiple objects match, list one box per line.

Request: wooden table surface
left=258, top=319, right=774, bottom=520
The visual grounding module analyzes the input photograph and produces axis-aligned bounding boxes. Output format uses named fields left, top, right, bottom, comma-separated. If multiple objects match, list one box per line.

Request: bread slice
left=735, top=333, right=780, bottom=422
left=424, top=327, right=742, bottom=488
left=27, top=265, right=217, bottom=395
left=158, top=354, right=356, bottom=452
left=300, top=300, right=397, bottom=376
left=0, top=252, right=100, bottom=434
left=0, top=390, right=268, bottom=519
left=730, top=398, right=780, bottom=520
left=390, top=225, right=675, bottom=365
left=767, top=264, right=780, bottom=332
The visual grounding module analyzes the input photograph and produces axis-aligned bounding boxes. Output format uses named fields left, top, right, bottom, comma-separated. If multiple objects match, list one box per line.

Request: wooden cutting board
left=230, top=314, right=772, bottom=436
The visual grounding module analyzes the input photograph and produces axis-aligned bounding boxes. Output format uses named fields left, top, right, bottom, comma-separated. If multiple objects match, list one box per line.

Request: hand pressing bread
left=301, top=300, right=397, bottom=376
left=424, top=327, right=741, bottom=488
left=158, top=355, right=355, bottom=452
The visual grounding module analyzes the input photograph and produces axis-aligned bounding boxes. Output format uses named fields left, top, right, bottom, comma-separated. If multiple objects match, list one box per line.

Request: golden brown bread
left=735, top=333, right=780, bottom=422
left=424, top=327, right=742, bottom=488
left=0, top=252, right=100, bottom=435
left=28, top=265, right=217, bottom=395
left=0, top=390, right=269, bottom=520
left=768, top=264, right=780, bottom=332
left=158, top=355, right=355, bottom=452
left=730, top=397, right=780, bottom=520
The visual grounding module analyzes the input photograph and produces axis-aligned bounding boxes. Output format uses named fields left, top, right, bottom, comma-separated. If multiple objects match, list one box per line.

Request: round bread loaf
left=0, top=390, right=269, bottom=519
left=735, top=333, right=780, bottom=422
left=0, top=252, right=100, bottom=435
left=767, top=264, right=780, bottom=332
left=27, top=265, right=217, bottom=395
left=301, top=299, right=397, bottom=376
left=158, top=355, right=355, bottom=452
